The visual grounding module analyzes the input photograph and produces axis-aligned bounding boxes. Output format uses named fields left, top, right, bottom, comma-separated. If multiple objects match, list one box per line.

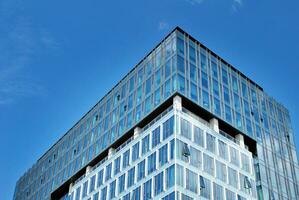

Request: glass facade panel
left=137, top=160, right=145, bottom=181
left=166, top=165, right=175, bottom=188
left=163, top=116, right=174, bottom=140
left=152, top=126, right=161, bottom=148
left=226, top=189, right=236, bottom=200
left=206, top=133, right=216, bottom=153
left=142, top=135, right=150, bottom=155
left=176, top=164, right=184, bottom=187
left=15, top=27, right=299, bottom=200
left=190, top=147, right=202, bottom=168
left=154, top=172, right=164, bottom=195
left=127, top=167, right=135, bottom=188
left=228, top=167, right=238, bottom=188
left=123, top=150, right=130, bottom=169
left=132, top=142, right=140, bottom=162
left=213, top=182, right=224, bottom=200
left=230, top=147, right=239, bottom=167
left=148, top=152, right=156, bottom=175
left=186, top=169, right=198, bottom=193
left=143, top=179, right=152, bottom=199
left=118, top=174, right=125, bottom=194
left=216, top=160, right=227, bottom=183
left=67, top=110, right=257, bottom=200
left=158, top=144, right=167, bottom=164
left=194, top=126, right=204, bottom=147
left=218, top=140, right=228, bottom=160
left=181, top=118, right=192, bottom=140
left=203, top=153, right=215, bottom=176
left=200, top=176, right=211, bottom=199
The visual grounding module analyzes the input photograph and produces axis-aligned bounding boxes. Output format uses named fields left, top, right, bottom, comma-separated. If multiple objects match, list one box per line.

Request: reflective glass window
left=202, top=72, right=209, bottom=90
left=190, top=146, right=202, bottom=168
left=163, top=116, right=174, bottom=140
left=218, top=140, right=228, bottom=160
left=123, top=150, right=130, bottom=169
left=190, top=63, right=197, bottom=82
left=165, top=60, right=171, bottom=79
left=164, top=79, right=171, bottom=98
left=97, top=170, right=103, bottom=188
left=155, top=69, right=161, bottom=88
left=186, top=169, right=198, bottom=193
left=159, top=144, right=168, bottom=166
left=194, top=126, right=204, bottom=147
left=177, top=37, right=184, bottom=55
left=75, top=186, right=81, bottom=200
left=230, top=147, right=239, bottom=167
left=226, top=189, right=236, bottom=200
left=143, top=179, right=152, bottom=199
left=127, top=167, right=135, bottom=188
left=109, top=180, right=116, bottom=199
left=145, top=78, right=152, bottom=95
left=203, top=153, right=214, bottom=176
left=200, top=176, right=211, bottom=199
left=89, top=175, right=96, bottom=193
left=176, top=164, right=184, bottom=186
left=203, top=90, right=210, bottom=109
left=214, top=97, right=221, bottom=116
left=82, top=181, right=88, bottom=198
left=178, top=74, right=185, bottom=93
left=206, top=133, right=216, bottom=153
left=178, top=56, right=185, bottom=74
left=241, top=153, right=250, bottom=173
left=145, top=96, right=151, bottom=114
left=200, top=53, right=207, bottom=73
left=181, top=118, right=192, bottom=140
left=154, top=172, right=164, bottom=195
left=189, top=45, right=196, bottom=63
left=118, top=174, right=125, bottom=194
left=228, top=167, right=238, bottom=188
left=216, top=160, right=227, bottom=183
left=190, top=83, right=197, bottom=103
left=137, top=160, right=145, bottom=181
left=148, top=152, right=156, bottom=174
left=114, top=157, right=120, bottom=175
left=152, top=126, right=161, bottom=148
left=132, top=142, right=140, bottom=162
left=105, top=163, right=112, bottom=181
left=166, top=165, right=175, bottom=188
left=132, top=186, right=140, bottom=200
left=142, top=135, right=150, bottom=155
left=213, top=183, right=224, bottom=200
left=232, top=76, right=239, bottom=93
left=100, top=186, right=107, bottom=200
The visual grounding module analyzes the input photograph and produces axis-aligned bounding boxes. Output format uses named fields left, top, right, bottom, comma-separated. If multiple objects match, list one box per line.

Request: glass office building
left=13, top=27, right=299, bottom=200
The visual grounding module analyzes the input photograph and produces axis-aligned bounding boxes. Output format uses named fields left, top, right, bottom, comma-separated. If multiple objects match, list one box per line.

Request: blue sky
left=0, top=0, right=298, bottom=199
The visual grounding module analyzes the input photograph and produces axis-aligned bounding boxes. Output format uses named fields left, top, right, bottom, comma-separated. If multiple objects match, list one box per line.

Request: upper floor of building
left=14, top=27, right=298, bottom=200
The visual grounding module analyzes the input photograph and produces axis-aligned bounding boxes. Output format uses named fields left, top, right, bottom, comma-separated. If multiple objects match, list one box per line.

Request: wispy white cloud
left=234, top=0, right=243, bottom=5
left=232, top=0, right=243, bottom=12
left=39, top=29, right=61, bottom=50
left=0, top=0, right=56, bottom=105
left=183, top=0, right=244, bottom=13
left=184, top=0, right=204, bottom=5
left=158, top=21, right=170, bottom=31
left=0, top=78, right=46, bottom=105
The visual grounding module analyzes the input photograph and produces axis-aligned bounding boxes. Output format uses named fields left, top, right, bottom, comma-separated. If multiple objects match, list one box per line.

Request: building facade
left=14, top=27, right=299, bottom=200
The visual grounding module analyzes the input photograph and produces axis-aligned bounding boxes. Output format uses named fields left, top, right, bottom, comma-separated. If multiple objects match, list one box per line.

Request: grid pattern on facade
left=67, top=106, right=257, bottom=200
left=69, top=111, right=175, bottom=200
left=14, top=27, right=299, bottom=200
